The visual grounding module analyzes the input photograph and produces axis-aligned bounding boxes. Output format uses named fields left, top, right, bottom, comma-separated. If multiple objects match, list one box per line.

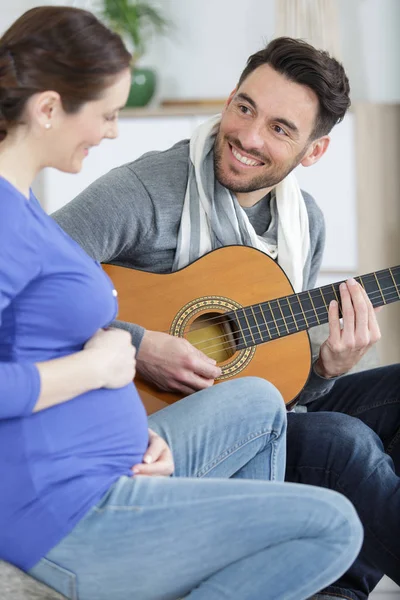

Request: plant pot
left=126, top=67, right=156, bottom=107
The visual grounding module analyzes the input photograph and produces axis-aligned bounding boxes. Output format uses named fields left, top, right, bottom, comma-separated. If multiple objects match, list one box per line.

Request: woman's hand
left=84, top=328, right=136, bottom=388
left=131, top=429, right=174, bottom=477
left=34, top=328, right=136, bottom=413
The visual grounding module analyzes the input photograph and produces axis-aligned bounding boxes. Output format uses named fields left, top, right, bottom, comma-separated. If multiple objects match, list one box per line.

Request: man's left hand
left=314, top=278, right=382, bottom=379
left=131, top=428, right=174, bottom=477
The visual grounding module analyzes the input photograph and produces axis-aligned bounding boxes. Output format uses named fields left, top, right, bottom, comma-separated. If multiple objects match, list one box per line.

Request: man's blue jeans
left=29, top=378, right=362, bottom=600
left=286, top=364, right=400, bottom=600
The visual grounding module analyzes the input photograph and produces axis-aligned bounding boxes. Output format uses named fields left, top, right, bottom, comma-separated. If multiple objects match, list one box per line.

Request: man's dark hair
left=238, top=37, right=350, bottom=139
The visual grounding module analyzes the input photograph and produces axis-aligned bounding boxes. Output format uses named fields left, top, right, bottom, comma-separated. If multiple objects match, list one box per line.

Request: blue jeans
left=286, top=364, right=400, bottom=600
left=29, top=377, right=362, bottom=600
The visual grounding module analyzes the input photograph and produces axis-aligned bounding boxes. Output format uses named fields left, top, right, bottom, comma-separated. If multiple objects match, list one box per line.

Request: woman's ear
left=28, top=91, right=62, bottom=130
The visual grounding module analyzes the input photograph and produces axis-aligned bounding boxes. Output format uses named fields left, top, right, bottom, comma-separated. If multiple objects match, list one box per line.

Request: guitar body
left=104, top=246, right=312, bottom=410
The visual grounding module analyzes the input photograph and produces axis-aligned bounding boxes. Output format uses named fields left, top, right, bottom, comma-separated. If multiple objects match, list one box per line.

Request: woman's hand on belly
left=84, top=328, right=136, bottom=388
left=131, top=428, right=174, bottom=476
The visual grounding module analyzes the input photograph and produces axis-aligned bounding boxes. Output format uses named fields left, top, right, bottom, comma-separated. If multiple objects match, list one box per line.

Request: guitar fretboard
left=229, top=266, right=400, bottom=349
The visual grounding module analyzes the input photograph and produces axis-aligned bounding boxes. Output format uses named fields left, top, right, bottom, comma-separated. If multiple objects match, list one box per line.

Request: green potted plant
left=102, top=0, right=170, bottom=107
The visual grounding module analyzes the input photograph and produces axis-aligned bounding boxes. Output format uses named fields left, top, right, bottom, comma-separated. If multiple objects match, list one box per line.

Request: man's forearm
left=297, top=361, right=338, bottom=406
left=296, top=326, right=338, bottom=406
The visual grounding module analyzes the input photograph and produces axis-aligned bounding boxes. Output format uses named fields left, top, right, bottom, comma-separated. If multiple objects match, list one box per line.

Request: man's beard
left=213, top=131, right=307, bottom=193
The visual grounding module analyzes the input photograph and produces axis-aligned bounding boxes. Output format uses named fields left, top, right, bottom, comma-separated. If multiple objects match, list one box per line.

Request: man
left=53, top=37, right=400, bottom=599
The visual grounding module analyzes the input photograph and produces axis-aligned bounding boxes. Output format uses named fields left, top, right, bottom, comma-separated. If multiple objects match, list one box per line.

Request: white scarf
left=173, top=114, right=310, bottom=292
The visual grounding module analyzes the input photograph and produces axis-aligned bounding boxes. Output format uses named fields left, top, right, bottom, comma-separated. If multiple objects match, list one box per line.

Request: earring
left=45, top=123, right=51, bottom=130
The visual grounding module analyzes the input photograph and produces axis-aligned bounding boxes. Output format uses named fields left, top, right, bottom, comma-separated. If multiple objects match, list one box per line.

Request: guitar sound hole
left=186, top=312, right=237, bottom=363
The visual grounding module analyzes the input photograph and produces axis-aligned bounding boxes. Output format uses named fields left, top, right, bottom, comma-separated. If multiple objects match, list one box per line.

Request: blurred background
left=1, top=2, right=399, bottom=594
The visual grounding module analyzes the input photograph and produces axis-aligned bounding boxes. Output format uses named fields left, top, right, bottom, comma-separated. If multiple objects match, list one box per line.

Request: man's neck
left=235, top=186, right=274, bottom=208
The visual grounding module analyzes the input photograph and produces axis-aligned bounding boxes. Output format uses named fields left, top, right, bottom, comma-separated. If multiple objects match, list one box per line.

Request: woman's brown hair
left=0, top=6, right=131, bottom=141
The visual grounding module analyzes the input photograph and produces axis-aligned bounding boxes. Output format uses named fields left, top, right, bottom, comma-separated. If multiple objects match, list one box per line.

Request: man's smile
left=229, top=143, right=265, bottom=168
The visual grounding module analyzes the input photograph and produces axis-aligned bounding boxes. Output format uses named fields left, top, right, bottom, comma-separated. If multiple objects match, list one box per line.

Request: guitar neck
left=232, top=266, right=400, bottom=349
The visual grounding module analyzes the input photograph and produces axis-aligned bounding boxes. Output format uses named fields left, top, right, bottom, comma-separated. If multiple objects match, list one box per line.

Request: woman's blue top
left=0, top=178, right=148, bottom=570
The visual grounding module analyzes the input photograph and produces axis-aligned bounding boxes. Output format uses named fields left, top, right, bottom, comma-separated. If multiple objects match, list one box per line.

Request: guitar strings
left=165, top=269, right=400, bottom=335
left=177, top=281, right=399, bottom=339
left=176, top=286, right=399, bottom=357
left=142, top=268, right=399, bottom=353
left=175, top=275, right=400, bottom=336
left=192, top=287, right=399, bottom=356
left=194, top=292, right=400, bottom=359
left=198, top=289, right=400, bottom=360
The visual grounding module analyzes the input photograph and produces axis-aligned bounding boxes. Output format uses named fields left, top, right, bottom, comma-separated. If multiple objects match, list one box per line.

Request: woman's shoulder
left=0, top=180, right=44, bottom=264
left=0, top=178, right=38, bottom=223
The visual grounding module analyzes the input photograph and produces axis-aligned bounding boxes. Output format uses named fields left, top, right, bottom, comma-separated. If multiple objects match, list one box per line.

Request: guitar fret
left=280, top=297, right=297, bottom=333
left=375, top=269, right=398, bottom=305
left=389, top=267, right=400, bottom=299
left=234, top=309, right=253, bottom=348
left=287, top=295, right=306, bottom=330
left=250, top=305, right=264, bottom=344
left=358, top=273, right=382, bottom=308
left=392, top=266, right=400, bottom=289
left=319, top=288, right=329, bottom=312
left=308, top=291, right=320, bottom=325
left=308, top=288, right=329, bottom=325
left=267, top=301, right=280, bottom=336
left=331, top=284, right=340, bottom=303
left=297, top=292, right=320, bottom=328
left=276, top=299, right=289, bottom=334
left=259, top=303, right=272, bottom=339
left=286, top=296, right=299, bottom=331
left=242, top=307, right=256, bottom=345
left=261, top=302, right=279, bottom=339
left=272, top=300, right=289, bottom=336
left=319, top=285, right=337, bottom=315
left=296, top=294, right=309, bottom=328
left=373, top=272, right=386, bottom=304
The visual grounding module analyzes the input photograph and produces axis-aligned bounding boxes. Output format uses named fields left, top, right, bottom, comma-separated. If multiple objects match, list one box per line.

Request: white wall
left=145, top=0, right=275, bottom=100
left=0, top=0, right=33, bottom=32
left=2, top=0, right=399, bottom=103
left=339, top=0, right=400, bottom=102
left=145, top=0, right=400, bottom=103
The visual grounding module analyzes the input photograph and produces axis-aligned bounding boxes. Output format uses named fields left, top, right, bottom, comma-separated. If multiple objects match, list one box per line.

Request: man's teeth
left=231, top=147, right=261, bottom=166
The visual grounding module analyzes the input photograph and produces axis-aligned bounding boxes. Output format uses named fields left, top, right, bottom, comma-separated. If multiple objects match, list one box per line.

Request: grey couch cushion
left=0, top=561, right=66, bottom=599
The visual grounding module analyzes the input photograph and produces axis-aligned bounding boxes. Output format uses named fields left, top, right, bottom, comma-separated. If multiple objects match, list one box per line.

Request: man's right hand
left=136, top=330, right=222, bottom=395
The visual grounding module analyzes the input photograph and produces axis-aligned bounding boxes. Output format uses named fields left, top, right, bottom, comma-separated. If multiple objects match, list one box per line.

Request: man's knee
left=287, top=411, right=383, bottom=469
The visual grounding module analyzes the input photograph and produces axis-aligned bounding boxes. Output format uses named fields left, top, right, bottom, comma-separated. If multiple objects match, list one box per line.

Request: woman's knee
left=308, top=486, right=363, bottom=560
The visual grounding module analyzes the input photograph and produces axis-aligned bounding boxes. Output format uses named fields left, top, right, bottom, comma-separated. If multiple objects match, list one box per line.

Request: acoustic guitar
left=103, top=246, right=400, bottom=411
